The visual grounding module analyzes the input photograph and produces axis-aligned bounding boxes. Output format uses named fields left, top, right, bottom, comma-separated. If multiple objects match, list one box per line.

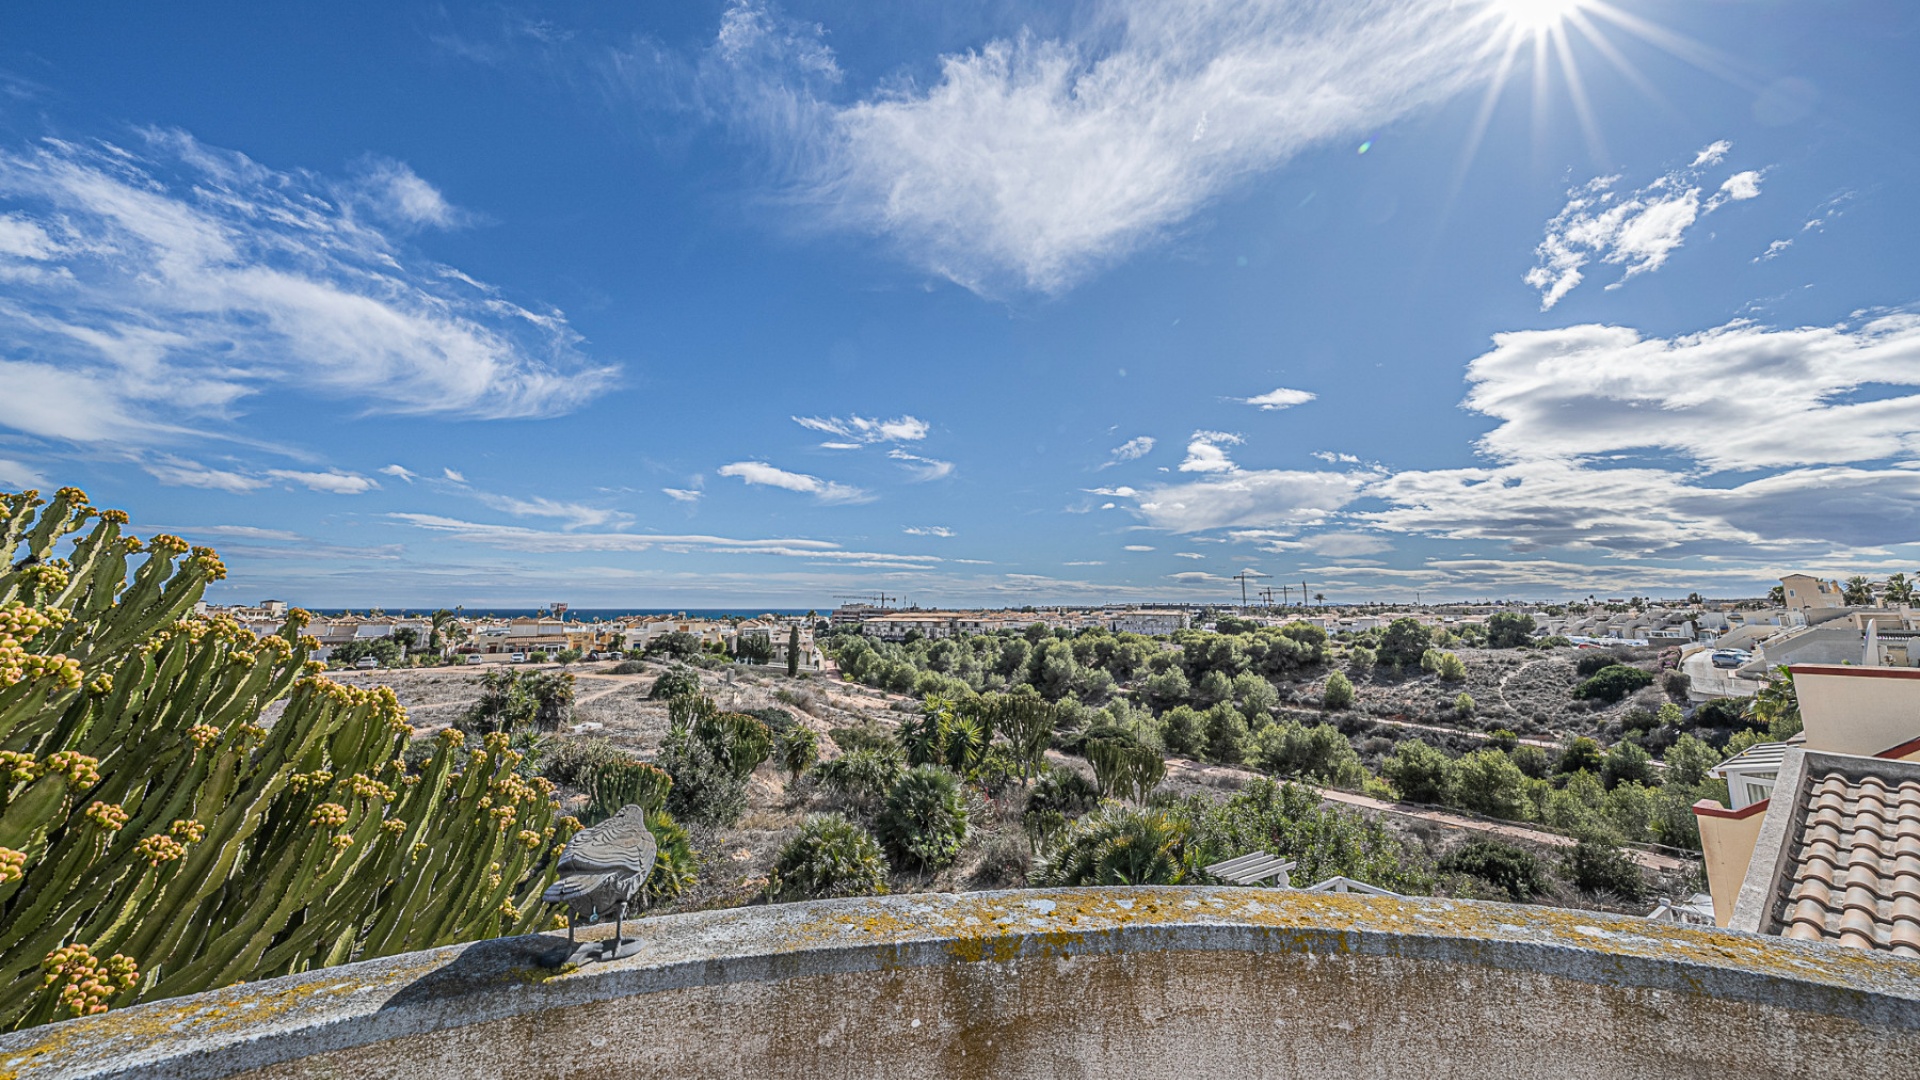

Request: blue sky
left=1, top=0, right=1917, bottom=608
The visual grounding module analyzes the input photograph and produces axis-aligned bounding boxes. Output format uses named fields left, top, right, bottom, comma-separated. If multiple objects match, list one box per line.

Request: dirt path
left=1158, top=758, right=1690, bottom=874
left=1353, top=714, right=1560, bottom=751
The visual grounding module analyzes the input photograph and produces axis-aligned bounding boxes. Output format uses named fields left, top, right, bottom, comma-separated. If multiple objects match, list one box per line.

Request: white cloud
left=663, top=487, right=704, bottom=503
left=443, top=468, right=467, bottom=483
left=1169, top=570, right=1228, bottom=583
left=379, top=464, right=417, bottom=482
left=888, top=448, right=954, bottom=481
left=1174, top=552, right=1205, bottom=559
left=390, top=513, right=939, bottom=563
left=1064, top=560, right=1105, bottom=566
left=793, top=414, right=928, bottom=446
left=1101, top=435, right=1155, bottom=468
left=718, top=460, right=871, bottom=503
left=0, top=457, right=47, bottom=489
left=1244, top=530, right=1394, bottom=557
left=1718, top=170, right=1762, bottom=203
left=265, top=469, right=380, bottom=495
left=1179, top=430, right=1242, bottom=473
left=1312, top=451, right=1361, bottom=464
left=0, top=132, right=616, bottom=454
left=1525, top=142, right=1766, bottom=309
left=903, top=525, right=955, bottom=537
left=1755, top=239, right=1793, bottom=262
left=1123, top=544, right=1155, bottom=552
left=1134, top=467, right=1367, bottom=533
left=1243, top=387, right=1316, bottom=411
left=1691, top=140, right=1732, bottom=168
left=349, top=158, right=462, bottom=229
left=715, top=0, right=1497, bottom=295
left=470, top=491, right=632, bottom=529
left=142, top=457, right=269, bottom=493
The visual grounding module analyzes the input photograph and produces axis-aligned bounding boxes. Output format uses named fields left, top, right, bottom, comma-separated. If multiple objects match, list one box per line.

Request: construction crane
left=1231, top=569, right=1270, bottom=611
left=834, top=593, right=896, bottom=611
left=1257, top=587, right=1277, bottom=608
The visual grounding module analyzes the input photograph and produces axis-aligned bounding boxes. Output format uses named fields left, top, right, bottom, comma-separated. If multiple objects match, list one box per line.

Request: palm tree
left=428, top=608, right=457, bottom=654
left=1885, top=573, right=1915, bottom=608
left=1843, top=575, right=1875, bottom=607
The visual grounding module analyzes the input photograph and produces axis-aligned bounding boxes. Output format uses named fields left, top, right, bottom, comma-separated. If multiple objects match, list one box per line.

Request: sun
left=1489, top=0, right=1588, bottom=35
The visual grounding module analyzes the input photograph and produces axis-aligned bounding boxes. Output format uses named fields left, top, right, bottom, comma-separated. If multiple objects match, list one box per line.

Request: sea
left=302, top=608, right=820, bottom=621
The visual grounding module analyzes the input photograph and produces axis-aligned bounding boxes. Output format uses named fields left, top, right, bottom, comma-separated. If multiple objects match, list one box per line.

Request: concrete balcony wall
left=4, top=888, right=1919, bottom=1080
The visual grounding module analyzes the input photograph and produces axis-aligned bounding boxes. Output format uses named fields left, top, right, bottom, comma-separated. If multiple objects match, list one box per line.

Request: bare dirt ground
left=338, top=660, right=1691, bottom=920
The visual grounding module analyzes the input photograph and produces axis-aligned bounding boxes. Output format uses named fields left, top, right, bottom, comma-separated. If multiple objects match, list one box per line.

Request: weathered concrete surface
left=4, top=887, right=1919, bottom=1079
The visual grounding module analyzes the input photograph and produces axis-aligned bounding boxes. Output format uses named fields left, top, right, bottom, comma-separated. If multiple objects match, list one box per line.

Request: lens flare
left=1491, top=0, right=1587, bottom=34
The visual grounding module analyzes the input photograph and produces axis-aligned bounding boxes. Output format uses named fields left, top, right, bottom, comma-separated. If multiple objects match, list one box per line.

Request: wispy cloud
left=1101, top=435, right=1155, bottom=469
left=379, top=464, right=417, bottom=483
left=793, top=413, right=928, bottom=446
left=265, top=469, right=380, bottom=495
left=718, top=460, right=871, bottom=503
left=391, top=513, right=938, bottom=564
left=0, top=457, right=47, bottom=490
left=699, top=0, right=1496, bottom=296
left=1242, top=387, right=1316, bottom=411
left=903, top=525, right=955, bottom=537
left=443, top=468, right=467, bottom=483
left=888, top=448, right=953, bottom=481
left=662, top=487, right=703, bottom=503
left=0, top=131, right=617, bottom=456
left=1123, top=544, right=1154, bottom=552
left=1526, top=141, right=1767, bottom=309
left=470, top=491, right=633, bottom=529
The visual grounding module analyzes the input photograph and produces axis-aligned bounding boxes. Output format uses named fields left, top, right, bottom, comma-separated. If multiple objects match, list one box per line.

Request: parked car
left=509, top=652, right=527, bottom=663
left=354, top=656, right=380, bottom=670
left=1710, top=649, right=1751, bottom=669
left=465, top=654, right=485, bottom=665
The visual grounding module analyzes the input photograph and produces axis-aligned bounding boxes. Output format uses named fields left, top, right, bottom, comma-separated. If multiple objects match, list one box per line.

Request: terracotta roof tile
left=1767, top=758, right=1920, bottom=956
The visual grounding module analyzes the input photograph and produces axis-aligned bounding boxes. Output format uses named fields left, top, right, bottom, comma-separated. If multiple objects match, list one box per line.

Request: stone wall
left=4, top=887, right=1919, bottom=1079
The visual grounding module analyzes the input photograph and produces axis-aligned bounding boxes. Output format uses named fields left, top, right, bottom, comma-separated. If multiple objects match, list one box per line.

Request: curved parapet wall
left=5, top=887, right=1920, bottom=1079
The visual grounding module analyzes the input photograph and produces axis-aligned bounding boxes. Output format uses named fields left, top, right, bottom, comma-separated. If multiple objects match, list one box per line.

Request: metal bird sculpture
left=543, top=804, right=656, bottom=965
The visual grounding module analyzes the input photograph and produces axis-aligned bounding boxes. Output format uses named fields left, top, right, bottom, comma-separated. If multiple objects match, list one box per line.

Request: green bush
left=1575, top=651, right=1623, bottom=678
left=1031, top=806, right=1188, bottom=886
left=1157, top=706, right=1205, bottom=759
left=609, top=659, right=648, bottom=675
left=658, top=724, right=750, bottom=827
left=1600, top=741, right=1654, bottom=790
left=585, top=756, right=673, bottom=824
left=768, top=814, right=889, bottom=901
left=1438, top=839, right=1543, bottom=902
left=1485, top=612, right=1536, bottom=649
left=1323, top=670, right=1354, bottom=710
left=1179, top=778, right=1432, bottom=894
left=1450, top=749, right=1534, bottom=820
left=1434, top=652, right=1468, bottom=682
left=1382, top=740, right=1454, bottom=804
left=1574, top=664, right=1654, bottom=704
left=811, top=747, right=906, bottom=812
left=640, top=809, right=697, bottom=906
left=775, top=725, right=819, bottom=780
left=1345, top=648, right=1376, bottom=677
left=1250, top=721, right=1365, bottom=788
left=1080, top=723, right=1165, bottom=803
left=829, top=720, right=898, bottom=755
left=1378, top=618, right=1433, bottom=669
left=1202, top=702, right=1250, bottom=765
left=648, top=666, right=701, bottom=700
left=1562, top=835, right=1646, bottom=902
left=877, top=766, right=970, bottom=871
left=1024, top=767, right=1099, bottom=823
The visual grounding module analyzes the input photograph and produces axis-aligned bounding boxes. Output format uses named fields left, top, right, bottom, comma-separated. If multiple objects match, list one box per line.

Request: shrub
left=970, top=832, right=1032, bottom=889
left=1031, top=807, right=1188, bottom=886
left=529, top=651, right=551, bottom=664
left=1575, top=651, right=1624, bottom=678
left=1024, top=767, right=1100, bottom=823
left=775, top=725, right=819, bottom=781
left=1378, top=618, right=1433, bottom=669
left=1179, top=778, right=1432, bottom=894
left=768, top=814, right=889, bottom=901
left=1157, top=706, right=1205, bottom=758
left=1201, top=702, right=1250, bottom=765
left=1250, top=721, right=1365, bottom=788
left=877, top=766, right=970, bottom=871
left=1323, top=670, right=1354, bottom=710
left=610, top=659, right=648, bottom=675
left=1438, top=839, right=1543, bottom=902
left=1081, top=724, right=1166, bottom=803
left=1562, top=835, right=1647, bottom=903
left=829, top=720, right=898, bottom=755
left=648, top=666, right=701, bottom=700
left=1601, top=740, right=1654, bottom=790
left=585, top=757, right=673, bottom=823
left=1450, top=749, right=1533, bottom=820
left=774, top=686, right=825, bottom=715
left=1485, top=612, right=1537, bottom=649
left=742, top=706, right=797, bottom=733
left=1434, top=652, right=1468, bottom=682
left=1382, top=740, right=1454, bottom=804
left=1345, top=648, right=1376, bottom=677
left=1420, top=648, right=1444, bottom=674
left=1556, top=736, right=1604, bottom=775
left=641, top=809, right=697, bottom=906
left=658, top=725, right=749, bottom=827
left=812, top=747, right=906, bottom=812
left=1575, top=664, right=1655, bottom=704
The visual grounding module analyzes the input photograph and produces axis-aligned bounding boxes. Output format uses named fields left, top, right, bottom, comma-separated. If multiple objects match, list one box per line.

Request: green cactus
left=0, top=488, right=576, bottom=1032
left=585, top=757, right=672, bottom=823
